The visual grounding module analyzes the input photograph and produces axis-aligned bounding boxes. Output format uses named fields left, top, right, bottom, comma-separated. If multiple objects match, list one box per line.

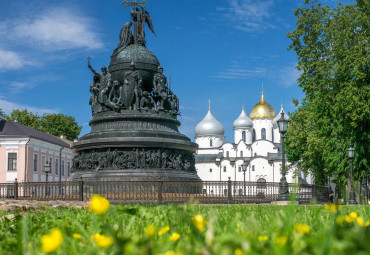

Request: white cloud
left=279, top=64, right=301, bottom=87
left=1, top=8, right=103, bottom=51
left=222, top=0, right=275, bottom=32
left=214, top=67, right=268, bottom=80
left=0, top=49, right=24, bottom=70
left=0, top=97, right=58, bottom=115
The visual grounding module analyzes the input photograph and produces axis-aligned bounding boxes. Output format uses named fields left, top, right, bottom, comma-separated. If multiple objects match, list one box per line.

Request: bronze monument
left=72, top=1, right=200, bottom=181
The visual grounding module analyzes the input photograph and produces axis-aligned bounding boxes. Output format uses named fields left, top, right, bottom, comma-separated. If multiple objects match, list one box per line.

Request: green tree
left=286, top=0, right=369, bottom=186
left=6, top=109, right=41, bottom=129
left=0, top=108, right=6, bottom=117
left=40, top=113, right=82, bottom=141
left=5, top=109, right=82, bottom=140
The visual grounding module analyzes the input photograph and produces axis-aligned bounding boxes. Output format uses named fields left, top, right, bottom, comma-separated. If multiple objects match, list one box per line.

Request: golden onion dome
left=250, top=92, right=276, bottom=119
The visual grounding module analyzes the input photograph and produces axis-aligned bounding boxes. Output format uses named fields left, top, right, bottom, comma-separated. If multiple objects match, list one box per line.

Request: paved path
left=0, top=200, right=87, bottom=212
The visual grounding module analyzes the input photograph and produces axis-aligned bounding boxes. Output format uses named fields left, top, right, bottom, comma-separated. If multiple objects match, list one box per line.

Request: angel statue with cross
left=122, top=0, right=156, bottom=47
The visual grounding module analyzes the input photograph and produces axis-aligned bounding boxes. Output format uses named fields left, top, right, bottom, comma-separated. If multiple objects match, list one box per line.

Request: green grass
left=0, top=204, right=369, bottom=255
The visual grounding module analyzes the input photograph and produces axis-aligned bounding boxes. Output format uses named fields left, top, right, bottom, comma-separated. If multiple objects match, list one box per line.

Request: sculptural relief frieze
left=72, top=148, right=195, bottom=172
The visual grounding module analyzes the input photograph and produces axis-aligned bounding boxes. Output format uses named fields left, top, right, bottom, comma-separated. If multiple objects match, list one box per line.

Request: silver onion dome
left=195, top=109, right=224, bottom=137
left=273, top=105, right=290, bottom=128
left=233, top=107, right=253, bottom=129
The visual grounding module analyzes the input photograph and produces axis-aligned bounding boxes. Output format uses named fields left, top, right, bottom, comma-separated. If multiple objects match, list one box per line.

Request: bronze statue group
left=88, top=61, right=179, bottom=116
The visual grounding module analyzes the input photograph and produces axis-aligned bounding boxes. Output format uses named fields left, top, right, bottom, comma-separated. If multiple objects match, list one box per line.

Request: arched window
left=257, top=178, right=267, bottom=189
left=210, top=139, right=213, bottom=147
left=242, top=131, right=246, bottom=142
left=271, top=128, right=274, bottom=142
left=240, top=151, right=243, bottom=157
left=223, top=166, right=226, bottom=172
left=226, top=151, right=229, bottom=157
left=261, top=128, right=266, bottom=139
left=209, top=168, right=212, bottom=173
left=252, top=129, right=256, bottom=142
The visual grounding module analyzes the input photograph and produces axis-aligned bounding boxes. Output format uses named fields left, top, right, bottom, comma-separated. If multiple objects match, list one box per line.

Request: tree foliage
left=286, top=0, right=369, bottom=185
left=0, top=108, right=6, bottom=117
left=7, top=109, right=41, bottom=130
left=6, top=109, right=82, bottom=140
left=40, top=113, right=82, bottom=141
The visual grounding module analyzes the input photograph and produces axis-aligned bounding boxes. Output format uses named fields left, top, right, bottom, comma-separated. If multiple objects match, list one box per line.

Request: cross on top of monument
left=122, top=0, right=148, bottom=9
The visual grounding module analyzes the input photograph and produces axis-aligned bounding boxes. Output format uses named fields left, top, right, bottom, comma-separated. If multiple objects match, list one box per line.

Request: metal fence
left=0, top=179, right=329, bottom=204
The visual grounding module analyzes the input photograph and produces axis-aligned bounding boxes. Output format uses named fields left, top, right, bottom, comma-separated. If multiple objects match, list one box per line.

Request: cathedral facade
left=194, top=92, right=313, bottom=185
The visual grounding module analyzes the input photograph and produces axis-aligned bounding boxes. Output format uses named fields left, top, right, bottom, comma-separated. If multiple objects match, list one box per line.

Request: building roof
left=0, top=120, right=71, bottom=148
left=250, top=92, right=276, bottom=119
left=272, top=105, right=290, bottom=128
left=195, top=109, right=224, bottom=137
left=233, top=107, right=253, bottom=129
left=195, top=154, right=218, bottom=163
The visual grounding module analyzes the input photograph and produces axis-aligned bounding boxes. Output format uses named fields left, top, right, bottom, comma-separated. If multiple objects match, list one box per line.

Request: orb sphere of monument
left=109, top=44, right=160, bottom=91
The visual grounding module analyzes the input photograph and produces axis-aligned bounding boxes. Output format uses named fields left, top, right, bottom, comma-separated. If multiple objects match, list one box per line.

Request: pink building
left=0, top=117, right=74, bottom=183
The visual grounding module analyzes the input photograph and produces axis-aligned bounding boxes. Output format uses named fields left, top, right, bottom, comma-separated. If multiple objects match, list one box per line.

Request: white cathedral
left=194, top=91, right=313, bottom=185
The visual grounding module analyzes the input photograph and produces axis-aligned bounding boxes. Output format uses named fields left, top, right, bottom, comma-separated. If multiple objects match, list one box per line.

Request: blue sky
left=0, top=0, right=343, bottom=141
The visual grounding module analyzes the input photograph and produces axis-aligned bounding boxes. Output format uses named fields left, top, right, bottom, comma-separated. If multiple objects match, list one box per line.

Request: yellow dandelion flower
left=40, top=229, right=63, bottom=253
left=169, top=232, right=181, bottom=241
left=145, top=225, right=156, bottom=236
left=234, top=248, right=243, bottom=255
left=344, top=212, right=358, bottom=223
left=365, top=221, right=370, bottom=227
left=88, top=195, right=110, bottom=215
left=157, top=251, right=183, bottom=255
left=158, top=226, right=170, bottom=235
left=325, top=203, right=341, bottom=213
left=294, top=223, right=310, bottom=234
left=258, top=235, right=268, bottom=241
left=192, top=214, right=207, bottom=231
left=356, top=217, right=364, bottom=227
left=72, top=233, right=81, bottom=239
left=91, top=233, right=114, bottom=249
left=336, top=216, right=344, bottom=225
left=275, top=236, right=287, bottom=246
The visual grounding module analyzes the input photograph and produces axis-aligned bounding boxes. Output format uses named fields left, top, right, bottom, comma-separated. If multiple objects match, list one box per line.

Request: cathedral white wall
left=195, top=136, right=224, bottom=149
left=252, top=119, right=273, bottom=141
left=222, top=143, right=235, bottom=157
left=196, top=163, right=219, bottom=181
left=251, top=140, right=277, bottom=157
left=235, top=142, right=251, bottom=158
left=196, top=148, right=220, bottom=155
left=273, top=127, right=281, bottom=143
left=234, top=128, right=253, bottom=145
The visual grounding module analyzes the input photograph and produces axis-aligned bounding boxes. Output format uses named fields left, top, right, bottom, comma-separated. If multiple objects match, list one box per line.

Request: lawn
left=0, top=200, right=369, bottom=255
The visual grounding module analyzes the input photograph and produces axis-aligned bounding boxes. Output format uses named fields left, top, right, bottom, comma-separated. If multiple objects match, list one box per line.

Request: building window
left=209, top=168, right=212, bottom=173
left=226, top=151, right=229, bottom=157
left=223, top=166, right=226, bottom=172
left=67, top=162, right=71, bottom=177
left=55, top=159, right=59, bottom=175
left=242, top=131, right=246, bottom=142
left=7, top=153, right=17, bottom=171
left=61, top=160, right=65, bottom=176
left=42, top=156, right=45, bottom=172
left=33, top=154, right=38, bottom=171
left=49, top=158, right=53, bottom=174
left=238, top=166, right=241, bottom=172
left=240, top=151, right=243, bottom=157
left=253, top=129, right=256, bottom=142
left=252, top=165, right=255, bottom=171
left=271, top=128, right=274, bottom=142
left=210, top=139, right=213, bottom=147
left=261, top=128, right=266, bottom=139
